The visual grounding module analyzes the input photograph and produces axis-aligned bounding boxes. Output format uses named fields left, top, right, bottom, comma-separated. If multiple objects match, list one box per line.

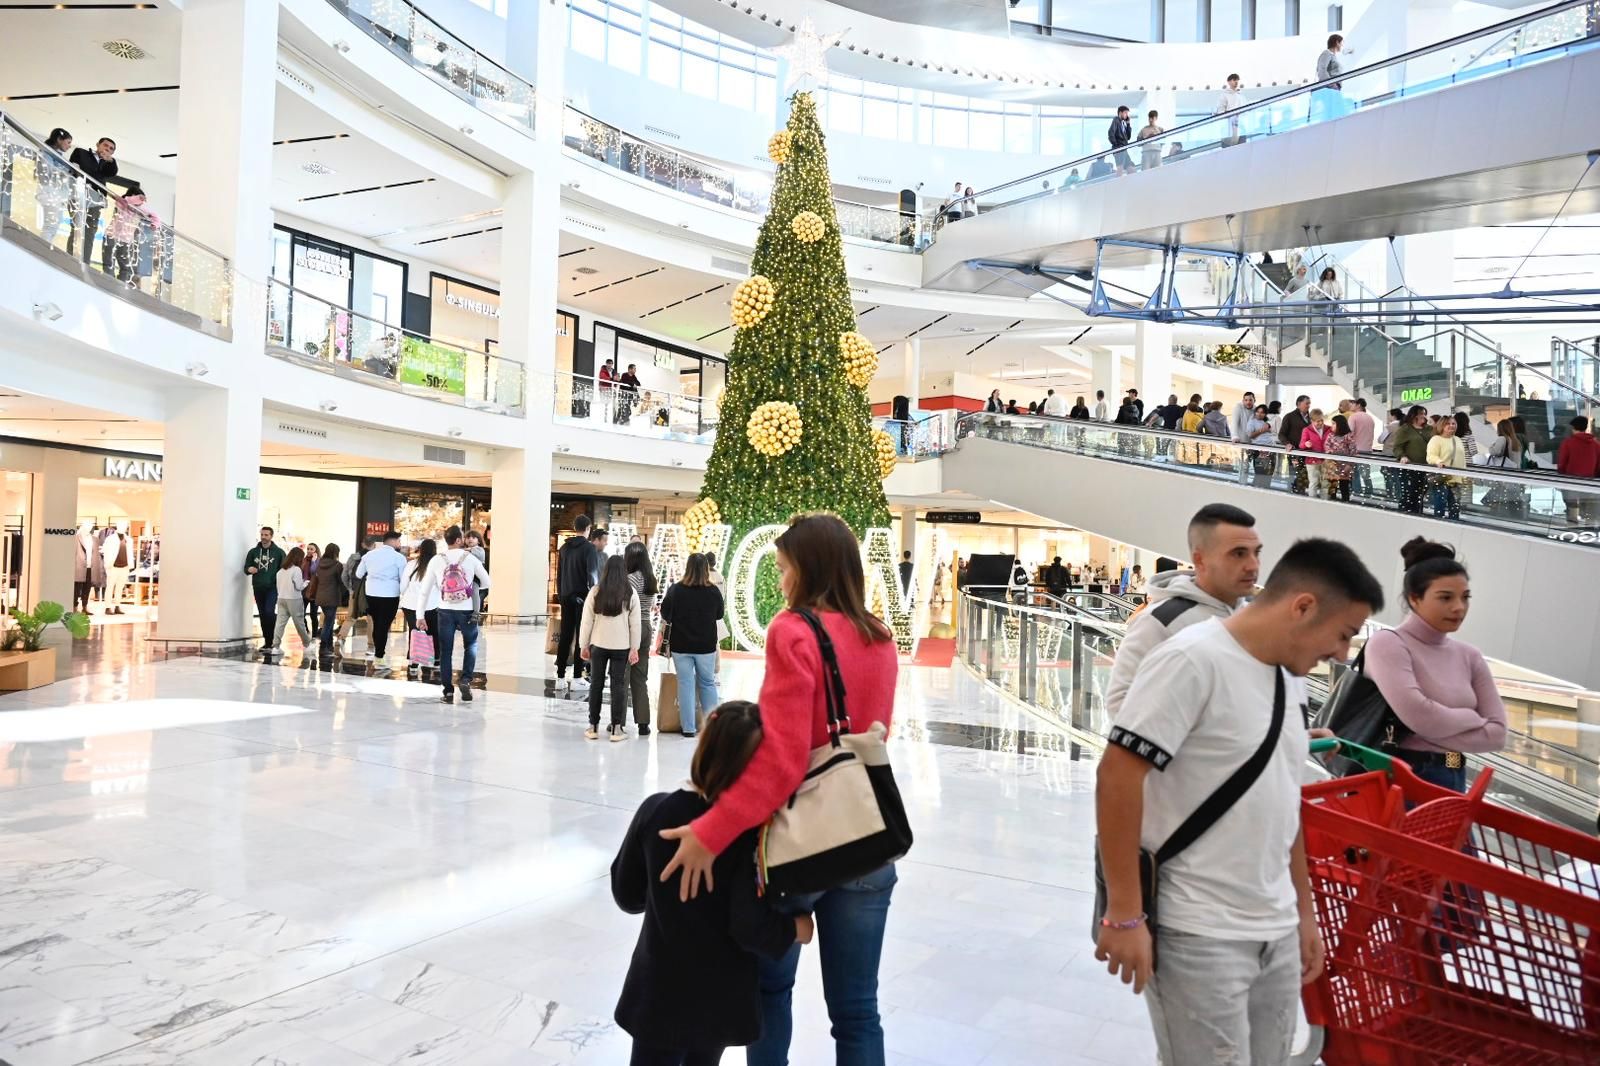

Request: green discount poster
left=400, top=337, right=467, bottom=396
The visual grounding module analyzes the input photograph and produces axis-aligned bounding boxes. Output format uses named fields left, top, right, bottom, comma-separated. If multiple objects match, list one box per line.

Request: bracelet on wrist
left=1099, top=913, right=1147, bottom=931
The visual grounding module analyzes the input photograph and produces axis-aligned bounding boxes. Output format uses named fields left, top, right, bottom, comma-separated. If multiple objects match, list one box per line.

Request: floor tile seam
left=897, top=856, right=1097, bottom=897
left=69, top=871, right=616, bottom=1063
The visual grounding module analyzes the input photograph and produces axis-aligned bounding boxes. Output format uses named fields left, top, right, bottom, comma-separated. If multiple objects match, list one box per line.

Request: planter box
left=0, top=649, right=55, bottom=691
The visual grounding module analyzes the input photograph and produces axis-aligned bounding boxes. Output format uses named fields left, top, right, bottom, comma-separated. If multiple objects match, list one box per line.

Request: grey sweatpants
left=1144, top=927, right=1300, bottom=1066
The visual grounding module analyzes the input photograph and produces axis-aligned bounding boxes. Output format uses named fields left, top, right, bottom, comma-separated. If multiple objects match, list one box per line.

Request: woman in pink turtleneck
left=1364, top=538, right=1506, bottom=792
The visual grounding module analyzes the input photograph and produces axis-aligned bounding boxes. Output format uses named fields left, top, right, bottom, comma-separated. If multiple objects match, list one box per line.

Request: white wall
left=945, top=435, right=1600, bottom=689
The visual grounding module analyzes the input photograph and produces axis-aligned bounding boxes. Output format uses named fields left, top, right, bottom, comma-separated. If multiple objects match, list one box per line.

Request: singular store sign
left=444, top=292, right=501, bottom=319
left=104, top=458, right=163, bottom=482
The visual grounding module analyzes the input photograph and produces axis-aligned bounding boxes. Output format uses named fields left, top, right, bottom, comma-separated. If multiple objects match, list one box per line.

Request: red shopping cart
left=1301, top=742, right=1600, bottom=1066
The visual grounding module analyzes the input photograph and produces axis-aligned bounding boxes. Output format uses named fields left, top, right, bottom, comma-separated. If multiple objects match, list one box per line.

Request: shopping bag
left=408, top=629, right=434, bottom=664
left=656, top=671, right=680, bottom=734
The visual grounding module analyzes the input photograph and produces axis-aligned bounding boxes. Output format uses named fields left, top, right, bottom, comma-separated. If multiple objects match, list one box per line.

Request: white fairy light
left=771, top=17, right=845, bottom=93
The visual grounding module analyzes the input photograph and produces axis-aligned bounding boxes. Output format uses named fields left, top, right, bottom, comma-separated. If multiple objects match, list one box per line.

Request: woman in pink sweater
left=659, top=512, right=899, bottom=1064
left=1363, top=538, right=1506, bottom=792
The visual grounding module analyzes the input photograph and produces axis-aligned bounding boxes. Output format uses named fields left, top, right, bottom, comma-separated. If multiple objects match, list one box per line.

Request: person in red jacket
left=1556, top=415, right=1600, bottom=525
left=659, top=512, right=899, bottom=1065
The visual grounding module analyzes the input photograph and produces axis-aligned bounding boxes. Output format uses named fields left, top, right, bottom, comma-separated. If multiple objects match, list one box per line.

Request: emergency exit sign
left=236, top=487, right=252, bottom=500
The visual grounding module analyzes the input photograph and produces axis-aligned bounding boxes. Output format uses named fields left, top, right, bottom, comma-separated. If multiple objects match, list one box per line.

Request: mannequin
left=73, top=522, right=94, bottom=612
left=91, top=524, right=110, bottom=603
left=101, top=523, right=131, bottom=615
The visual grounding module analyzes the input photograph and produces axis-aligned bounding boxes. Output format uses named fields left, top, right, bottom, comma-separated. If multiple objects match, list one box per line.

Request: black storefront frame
left=271, top=225, right=413, bottom=343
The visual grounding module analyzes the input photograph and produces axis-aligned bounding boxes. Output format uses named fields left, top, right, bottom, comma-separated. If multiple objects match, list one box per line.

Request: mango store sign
left=614, top=522, right=918, bottom=655
left=104, top=458, right=162, bottom=481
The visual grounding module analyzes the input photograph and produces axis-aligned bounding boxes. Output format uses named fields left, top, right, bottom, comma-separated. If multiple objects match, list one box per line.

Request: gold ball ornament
left=767, top=130, right=793, bottom=165
left=747, top=401, right=803, bottom=458
left=790, top=210, right=825, bottom=244
left=731, top=275, right=776, bottom=329
left=682, top=497, right=721, bottom=551
left=840, top=332, right=878, bottom=388
left=872, top=429, right=898, bottom=479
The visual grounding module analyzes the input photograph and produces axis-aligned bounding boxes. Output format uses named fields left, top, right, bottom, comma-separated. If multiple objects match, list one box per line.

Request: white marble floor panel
left=0, top=628, right=1152, bottom=1066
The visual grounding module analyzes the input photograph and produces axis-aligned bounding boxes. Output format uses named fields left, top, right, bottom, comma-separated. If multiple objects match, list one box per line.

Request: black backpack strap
left=1155, top=668, right=1286, bottom=865
left=791, top=608, right=852, bottom=744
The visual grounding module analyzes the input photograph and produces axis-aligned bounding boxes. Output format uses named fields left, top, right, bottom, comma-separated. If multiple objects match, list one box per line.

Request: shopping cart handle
left=1309, top=738, right=1341, bottom=754
left=1313, top=736, right=1396, bottom=773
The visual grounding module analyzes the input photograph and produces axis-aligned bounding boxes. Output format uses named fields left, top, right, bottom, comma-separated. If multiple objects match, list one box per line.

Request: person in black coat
left=67, top=136, right=121, bottom=270
left=1279, top=394, right=1314, bottom=495
left=612, top=701, right=811, bottom=1065
left=1107, top=106, right=1134, bottom=172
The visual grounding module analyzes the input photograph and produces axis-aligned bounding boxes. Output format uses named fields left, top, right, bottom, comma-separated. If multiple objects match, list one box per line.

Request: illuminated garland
left=841, top=331, right=877, bottom=388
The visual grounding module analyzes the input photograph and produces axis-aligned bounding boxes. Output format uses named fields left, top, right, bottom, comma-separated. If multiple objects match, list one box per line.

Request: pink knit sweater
left=1363, top=612, right=1507, bottom=754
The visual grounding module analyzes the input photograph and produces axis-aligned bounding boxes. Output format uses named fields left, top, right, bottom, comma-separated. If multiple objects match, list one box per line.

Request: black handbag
left=758, top=608, right=913, bottom=896
left=1314, top=642, right=1410, bottom=755
left=1092, top=668, right=1286, bottom=969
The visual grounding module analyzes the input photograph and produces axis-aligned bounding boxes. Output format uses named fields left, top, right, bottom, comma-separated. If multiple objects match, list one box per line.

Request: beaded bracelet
left=1099, top=913, right=1148, bottom=930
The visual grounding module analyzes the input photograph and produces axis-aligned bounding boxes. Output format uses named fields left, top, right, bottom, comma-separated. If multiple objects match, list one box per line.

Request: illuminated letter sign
left=860, top=527, right=918, bottom=655
left=726, top=524, right=786, bottom=652
left=1399, top=386, right=1434, bottom=404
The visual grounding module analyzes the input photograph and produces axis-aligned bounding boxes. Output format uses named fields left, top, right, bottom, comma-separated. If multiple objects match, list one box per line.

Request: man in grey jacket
left=1105, top=504, right=1261, bottom=720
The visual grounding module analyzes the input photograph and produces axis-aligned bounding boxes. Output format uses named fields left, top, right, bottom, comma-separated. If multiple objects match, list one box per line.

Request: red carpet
left=912, top=638, right=956, bottom=667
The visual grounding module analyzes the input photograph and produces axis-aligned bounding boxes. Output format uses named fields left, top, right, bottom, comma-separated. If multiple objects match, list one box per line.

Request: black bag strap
left=1155, top=668, right=1286, bottom=865
left=791, top=608, right=852, bottom=745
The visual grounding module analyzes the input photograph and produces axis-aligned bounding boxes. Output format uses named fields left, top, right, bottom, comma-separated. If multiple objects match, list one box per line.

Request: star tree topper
left=772, top=17, right=846, bottom=93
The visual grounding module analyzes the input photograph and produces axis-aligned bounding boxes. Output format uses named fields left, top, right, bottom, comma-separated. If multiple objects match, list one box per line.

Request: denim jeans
left=318, top=608, right=338, bottom=649
left=670, top=651, right=719, bottom=735
left=436, top=609, right=479, bottom=694
left=253, top=587, right=278, bottom=649
left=1430, top=482, right=1461, bottom=520
left=748, top=863, right=897, bottom=1066
left=1144, top=928, right=1300, bottom=1066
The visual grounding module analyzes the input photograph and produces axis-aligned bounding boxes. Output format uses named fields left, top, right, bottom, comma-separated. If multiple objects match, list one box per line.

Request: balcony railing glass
left=266, top=278, right=525, bottom=414
left=1, top=112, right=234, bottom=331
left=547, top=369, right=718, bottom=441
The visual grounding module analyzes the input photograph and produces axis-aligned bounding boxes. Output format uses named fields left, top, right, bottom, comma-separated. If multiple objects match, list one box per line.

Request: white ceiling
left=0, top=391, right=165, bottom=455
left=261, top=441, right=491, bottom=486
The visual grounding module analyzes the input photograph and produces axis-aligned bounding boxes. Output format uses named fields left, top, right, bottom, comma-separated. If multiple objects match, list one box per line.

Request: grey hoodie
left=1105, top=570, right=1241, bottom=720
left=1201, top=409, right=1232, bottom=438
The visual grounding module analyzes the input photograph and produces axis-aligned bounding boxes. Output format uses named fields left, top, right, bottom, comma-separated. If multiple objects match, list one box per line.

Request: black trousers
left=587, top=646, right=629, bottom=727
left=367, top=596, right=400, bottom=657
left=253, top=586, right=278, bottom=649
left=629, top=1044, right=725, bottom=1066
left=555, top=593, right=588, bottom=678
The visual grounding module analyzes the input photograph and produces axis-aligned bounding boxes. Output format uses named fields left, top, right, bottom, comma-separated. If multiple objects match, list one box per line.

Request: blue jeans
left=436, top=609, right=479, bottom=694
left=670, top=652, right=719, bottom=735
left=1430, top=482, right=1460, bottom=520
left=747, top=863, right=897, bottom=1066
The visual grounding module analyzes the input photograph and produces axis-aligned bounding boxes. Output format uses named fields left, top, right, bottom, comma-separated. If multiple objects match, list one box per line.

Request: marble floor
left=0, top=625, right=1153, bottom=1066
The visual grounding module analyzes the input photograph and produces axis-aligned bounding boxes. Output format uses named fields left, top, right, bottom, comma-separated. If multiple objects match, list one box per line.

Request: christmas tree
left=692, top=90, right=894, bottom=621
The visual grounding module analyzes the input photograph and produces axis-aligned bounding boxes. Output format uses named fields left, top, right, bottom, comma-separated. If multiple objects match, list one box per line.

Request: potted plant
left=0, top=601, right=90, bottom=692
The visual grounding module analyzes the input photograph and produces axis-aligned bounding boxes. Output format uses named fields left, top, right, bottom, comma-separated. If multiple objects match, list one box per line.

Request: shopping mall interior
left=1, top=0, right=1599, bottom=1062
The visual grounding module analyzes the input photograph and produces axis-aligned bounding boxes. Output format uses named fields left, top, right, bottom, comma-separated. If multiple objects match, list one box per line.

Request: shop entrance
left=73, top=475, right=163, bottom=623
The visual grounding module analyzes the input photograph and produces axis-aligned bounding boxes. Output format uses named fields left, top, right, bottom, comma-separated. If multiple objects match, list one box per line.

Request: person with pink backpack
left=416, top=524, right=491, bottom=703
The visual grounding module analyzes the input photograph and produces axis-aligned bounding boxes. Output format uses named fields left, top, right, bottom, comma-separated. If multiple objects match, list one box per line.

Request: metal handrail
left=951, top=0, right=1594, bottom=211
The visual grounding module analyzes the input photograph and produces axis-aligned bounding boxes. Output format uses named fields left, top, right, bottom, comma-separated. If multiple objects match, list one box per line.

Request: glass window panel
left=830, top=75, right=862, bottom=94
left=1165, top=0, right=1200, bottom=43
left=917, top=102, right=934, bottom=144
left=681, top=16, right=715, bottom=38
left=756, top=56, right=776, bottom=75
left=755, top=74, right=777, bottom=120
left=1256, top=0, right=1288, bottom=38
left=570, top=10, right=605, bottom=59
left=682, top=29, right=716, bottom=57
left=1040, top=115, right=1068, bottom=155
left=1211, top=0, right=1244, bottom=41
left=897, top=101, right=915, bottom=141
left=1005, top=113, right=1034, bottom=153
left=932, top=91, right=965, bottom=107
left=1051, top=0, right=1154, bottom=41
left=862, top=96, right=896, bottom=139
left=932, top=107, right=966, bottom=148
left=608, top=0, right=641, bottom=12
left=649, top=25, right=679, bottom=46
left=830, top=92, right=861, bottom=133
left=682, top=53, right=716, bottom=98
left=970, top=96, right=1004, bottom=114
left=647, top=40, right=679, bottom=86
left=651, top=7, right=680, bottom=27
left=969, top=111, right=1002, bottom=151
left=607, top=24, right=641, bottom=73
left=719, top=65, right=754, bottom=109
left=609, top=8, right=641, bottom=32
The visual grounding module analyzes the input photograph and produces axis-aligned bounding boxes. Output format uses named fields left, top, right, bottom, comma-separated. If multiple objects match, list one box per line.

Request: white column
left=902, top=338, right=921, bottom=410
left=1091, top=349, right=1122, bottom=412
left=1134, top=322, right=1173, bottom=410
left=32, top=462, right=79, bottom=610
left=488, top=447, right=553, bottom=620
left=160, top=387, right=264, bottom=642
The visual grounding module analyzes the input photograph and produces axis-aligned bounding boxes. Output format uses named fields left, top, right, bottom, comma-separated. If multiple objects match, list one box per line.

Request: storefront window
left=591, top=321, right=727, bottom=433
left=269, top=228, right=408, bottom=363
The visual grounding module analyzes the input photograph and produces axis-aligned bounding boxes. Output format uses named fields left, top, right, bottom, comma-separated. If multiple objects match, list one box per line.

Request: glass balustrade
left=956, top=411, right=1600, bottom=546
left=328, top=0, right=535, bottom=131
left=939, top=0, right=1600, bottom=224
left=1, top=112, right=233, bottom=331
left=546, top=369, right=716, bottom=441
left=265, top=278, right=525, bottom=413
left=873, top=411, right=956, bottom=460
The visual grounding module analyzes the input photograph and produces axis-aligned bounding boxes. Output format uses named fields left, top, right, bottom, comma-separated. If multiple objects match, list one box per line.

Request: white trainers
left=570, top=677, right=590, bottom=695
left=584, top=725, right=599, bottom=741
left=608, top=724, right=627, bottom=743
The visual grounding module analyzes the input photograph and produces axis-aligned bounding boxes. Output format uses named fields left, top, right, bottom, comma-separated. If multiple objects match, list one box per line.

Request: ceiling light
left=31, top=301, right=62, bottom=322
left=319, top=401, right=339, bottom=413
left=575, top=266, right=599, bottom=275
left=300, top=161, right=334, bottom=175
left=184, top=361, right=209, bottom=377
left=332, top=39, right=351, bottom=54
left=101, top=39, right=148, bottom=61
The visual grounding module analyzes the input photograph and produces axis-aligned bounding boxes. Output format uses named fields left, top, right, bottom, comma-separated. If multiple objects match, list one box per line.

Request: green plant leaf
left=31, top=601, right=65, bottom=626
left=61, top=612, right=91, bottom=640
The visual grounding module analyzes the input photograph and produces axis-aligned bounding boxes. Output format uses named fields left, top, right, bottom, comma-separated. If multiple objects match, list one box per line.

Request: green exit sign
left=1400, top=386, right=1434, bottom=404
left=236, top=487, right=252, bottom=500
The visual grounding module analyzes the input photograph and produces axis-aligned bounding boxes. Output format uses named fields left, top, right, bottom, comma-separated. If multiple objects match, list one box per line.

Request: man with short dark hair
left=1280, top=395, right=1313, bottom=494
left=898, top=551, right=914, bottom=593
left=1107, top=504, right=1261, bottom=719
left=555, top=514, right=595, bottom=690
left=67, top=136, right=119, bottom=269
left=1556, top=415, right=1599, bottom=524
left=1231, top=391, right=1258, bottom=483
left=617, top=362, right=642, bottom=424
left=1349, top=398, right=1378, bottom=497
left=1126, top=388, right=1144, bottom=422
left=1108, top=106, right=1134, bottom=173
left=243, top=526, right=285, bottom=656
left=1093, top=389, right=1109, bottom=422
left=1096, top=538, right=1384, bottom=1065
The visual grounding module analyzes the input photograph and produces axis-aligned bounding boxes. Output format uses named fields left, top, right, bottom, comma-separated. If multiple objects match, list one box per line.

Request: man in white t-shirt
left=1092, top=389, right=1109, bottom=421
left=417, top=524, right=491, bottom=705
left=1094, top=538, right=1384, bottom=1066
left=1041, top=389, right=1068, bottom=417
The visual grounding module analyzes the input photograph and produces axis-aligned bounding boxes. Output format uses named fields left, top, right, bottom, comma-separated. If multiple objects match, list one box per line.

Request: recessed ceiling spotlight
left=331, top=39, right=351, bottom=54
left=575, top=266, right=599, bottom=275
left=101, top=39, right=148, bottom=61
left=300, top=161, right=334, bottom=175
left=678, top=221, right=691, bottom=228
left=459, top=124, right=474, bottom=135
left=184, top=361, right=209, bottom=377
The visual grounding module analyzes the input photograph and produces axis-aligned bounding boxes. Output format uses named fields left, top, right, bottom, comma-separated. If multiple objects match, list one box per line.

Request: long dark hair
left=775, top=512, right=891, bottom=643
left=680, top=553, right=711, bottom=588
left=321, top=543, right=341, bottom=566
left=1332, top=414, right=1351, bottom=436
left=624, top=541, right=657, bottom=595
left=593, top=554, right=632, bottom=616
left=282, top=546, right=305, bottom=570
left=691, top=701, right=763, bottom=802
left=46, top=128, right=72, bottom=151
left=410, top=538, right=437, bottom=582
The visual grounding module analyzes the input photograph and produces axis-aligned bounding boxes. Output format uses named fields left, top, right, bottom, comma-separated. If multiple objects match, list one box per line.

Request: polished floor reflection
left=0, top=626, right=1147, bottom=1066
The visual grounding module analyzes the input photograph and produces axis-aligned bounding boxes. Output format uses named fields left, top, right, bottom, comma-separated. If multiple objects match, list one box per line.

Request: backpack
left=438, top=552, right=475, bottom=607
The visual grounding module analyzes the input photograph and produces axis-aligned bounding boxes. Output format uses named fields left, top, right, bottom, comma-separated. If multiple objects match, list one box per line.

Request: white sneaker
left=608, top=724, right=627, bottom=743
left=555, top=678, right=569, bottom=694
left=584, top=726, right=599, bottom=740
left=570, top=677, right=590, bottom=694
